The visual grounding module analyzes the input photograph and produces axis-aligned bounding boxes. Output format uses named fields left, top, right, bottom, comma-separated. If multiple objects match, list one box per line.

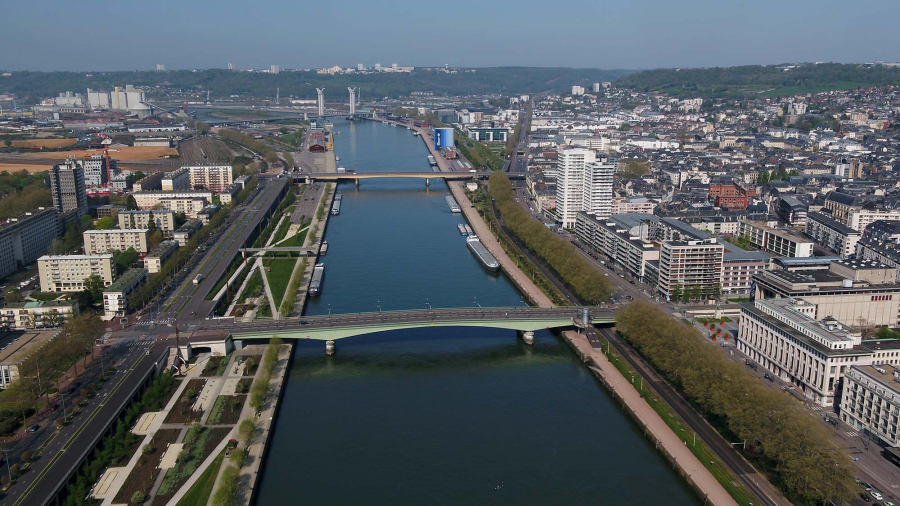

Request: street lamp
left=377, top=300, right=382, bottom=314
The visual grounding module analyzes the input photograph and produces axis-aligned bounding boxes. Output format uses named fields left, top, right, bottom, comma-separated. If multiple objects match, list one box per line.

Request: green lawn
left=271, top=216, right=293, bottom=244
left=241, top=269, right=264, bottom=300
left=175, top=450, right=225, bottom=506
left=262, top=258, right=297, bottom=308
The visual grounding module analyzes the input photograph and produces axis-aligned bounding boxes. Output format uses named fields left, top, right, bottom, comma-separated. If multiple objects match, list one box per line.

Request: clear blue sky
left=3, top=0, right=899, bottom=71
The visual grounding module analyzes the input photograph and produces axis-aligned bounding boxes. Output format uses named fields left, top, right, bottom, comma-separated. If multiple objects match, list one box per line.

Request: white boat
left=335, top=155, right=340, bottom=162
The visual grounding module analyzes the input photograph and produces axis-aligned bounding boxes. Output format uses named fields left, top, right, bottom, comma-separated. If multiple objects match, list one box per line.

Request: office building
left=50, top=162, right=88, bottom=218
left=740, top=220, right=813, bottom=258
left=0, top=209, right=61, bottom=279
left=753, top=259, right=900, bottom=328
left=738, top=298, right=869, bottom=407
left=83, top=229, right=150, bottom=255
left=841, top=364, right=900, bottom=446
left=37, top=254, right=115, bottom=292
left=186, top=165, right=233, bottom=192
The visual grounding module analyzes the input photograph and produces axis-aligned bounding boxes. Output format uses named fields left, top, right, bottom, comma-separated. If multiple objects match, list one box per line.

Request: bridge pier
left=325, top=340, right=336, bottom=355
left=355, top=179, right=359, bottom=189
left=519, top=330, right=535, bottom=346
left=425, top=178, right=430, bottom=188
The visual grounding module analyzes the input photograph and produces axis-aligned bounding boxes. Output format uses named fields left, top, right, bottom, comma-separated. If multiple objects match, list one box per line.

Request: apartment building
left=0, top=208, right=61, bottom=279
left=118, top=210, right=176, bottom=233
left=173, top=219, right=202, bottom=246
left=144, top=240, right=179, bottom=274
left=611, top=196, right=656, bottom=215
left=722, top=250, right=770, bottom=295
left=582, top=161, right=615, bottom=219
left=825, top=192, right=900, bottom=231
left=555, top=146, right=594, bottom=228
left=0, top=331, right=61, bottom=388
left=158, top=198, right=208, bottom=218
left=132, top=191, right=212, bottom=210
left=657, top=238, right=724, bottom=300
left=0, top=300, right=77, bottom=331
left=776, top=196, right=808, bottom=227
left=709, top=181, right=756, bottom=210
left=83, top=229, right=149, bottom=255
left=574, top=212, right=659, bottom=282
left=50, top=162, right=88, bottom=217
left=161, top=167, right=191, bottom=191
left=740, top=220, right=813, bottom=258
left=103, top=268, right=148, bottom=318
left=738, top=298, right=870, bottom=407
left=37, top=254, right=115, bottom=292
left=841, top=364, right=900, bottom=446
left=186, top=165, right=233, bottom=192
left=81, top=154, right=118, bottom=187
left=133, top=172, right=164, bottom=192
left=806, top=212, right=862, bottom=258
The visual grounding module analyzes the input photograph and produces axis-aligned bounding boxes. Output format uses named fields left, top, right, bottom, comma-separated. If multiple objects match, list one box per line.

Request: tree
left=238, top=418, right=255, bottom=443
left=669, top=284, right=683, bottom=303
left=3, top=139, right=11, bottom=148
left=147, top=211, right=157, bottom=235
left=95, top=216, right=116, bottom=230
left=142, top=444, right=153, bottom=455
left=84, top=274, right=105, bottom=302
left=131, top=491, right=145, bottom=505
left=125, top=195, right=139, bottom=211
left=19, top=451, right=32, bottom=462
left=5, top=289, right=24, bottom=303
left=73, top=290, right=93, bottom=312
left=618, top=158, right=650, bottom=179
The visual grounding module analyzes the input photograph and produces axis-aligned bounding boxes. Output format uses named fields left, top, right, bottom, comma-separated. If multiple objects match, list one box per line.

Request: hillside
left=0, top=67, right=632, bottom=103
left=615, top=63, right=900, bottom=98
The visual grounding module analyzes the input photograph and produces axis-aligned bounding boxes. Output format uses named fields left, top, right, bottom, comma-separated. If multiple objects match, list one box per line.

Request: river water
left=255, top=119, right=699, bottom=505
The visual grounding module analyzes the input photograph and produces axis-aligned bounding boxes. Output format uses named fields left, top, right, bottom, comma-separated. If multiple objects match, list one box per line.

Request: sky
left=3, top=0, right=899, bottom=71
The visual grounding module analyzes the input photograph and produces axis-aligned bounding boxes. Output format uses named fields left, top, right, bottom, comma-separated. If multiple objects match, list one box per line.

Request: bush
left=131, top=490, right=145, bottom=504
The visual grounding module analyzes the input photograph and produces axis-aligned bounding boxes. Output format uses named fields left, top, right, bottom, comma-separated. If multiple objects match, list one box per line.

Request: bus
left=193, top=274, right=203, bottom=285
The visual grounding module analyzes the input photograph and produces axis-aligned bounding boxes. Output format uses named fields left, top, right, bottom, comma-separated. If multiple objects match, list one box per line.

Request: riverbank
left=399, top=118, right=741, bottom=506
left=561, top=330, right=739, bottom=506
left=404, top=121, right=553, bottom=308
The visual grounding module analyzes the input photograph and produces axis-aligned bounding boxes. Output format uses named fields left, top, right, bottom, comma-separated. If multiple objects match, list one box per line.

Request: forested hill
left=0, top=67, right=632, bottom=103
left=615, top=63, right=900, bottom=98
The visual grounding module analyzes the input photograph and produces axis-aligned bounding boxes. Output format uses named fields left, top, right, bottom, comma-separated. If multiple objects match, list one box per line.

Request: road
left=4, top=340, right=168, bottom=506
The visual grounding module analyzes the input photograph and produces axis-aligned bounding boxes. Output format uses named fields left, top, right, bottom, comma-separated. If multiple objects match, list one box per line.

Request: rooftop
left=104, top=268, right=148, bottom=293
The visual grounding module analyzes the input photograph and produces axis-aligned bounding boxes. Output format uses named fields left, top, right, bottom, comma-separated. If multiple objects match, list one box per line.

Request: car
left=50, top=404, right=58, bottom=411
left=884, top=501, right=894, bottom=506
left=629, top=280, right=635, bottom=284
left=625, top=295, right=633, bottom=300
left=873, top=492, right=884, bottom=501
left=299, top=320, right=309, bottom=325
left=29, top=424, right=39, bottom=432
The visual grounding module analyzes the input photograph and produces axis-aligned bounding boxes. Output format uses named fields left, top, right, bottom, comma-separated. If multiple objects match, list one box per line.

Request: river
left=254, top=119, right=699, bottom=505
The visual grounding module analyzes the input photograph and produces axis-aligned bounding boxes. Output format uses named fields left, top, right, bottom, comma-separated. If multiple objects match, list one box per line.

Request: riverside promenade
left=404, top=119, right=741, bottom=506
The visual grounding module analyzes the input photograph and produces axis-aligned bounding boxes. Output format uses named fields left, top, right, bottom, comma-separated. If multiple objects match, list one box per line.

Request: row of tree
left=248, top=338, right=282, bottom=411
left=488, top=171, right=613, bottom=304
left=615, top=301, right=855, bottom=503
left=0, top=314, right=106, bottom=420
left=218, top=129, right=279, bottom=166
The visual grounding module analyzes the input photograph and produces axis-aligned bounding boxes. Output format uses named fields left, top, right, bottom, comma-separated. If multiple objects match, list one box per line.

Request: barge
left=309, top=263, right=325, bottom=296
left=445, top=195, right=461, bottom=213
left=466, top=236, right=500, bottom=272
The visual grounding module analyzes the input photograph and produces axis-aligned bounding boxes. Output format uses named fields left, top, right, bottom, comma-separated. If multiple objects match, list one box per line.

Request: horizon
left=3, top=0, right=899, bottom=71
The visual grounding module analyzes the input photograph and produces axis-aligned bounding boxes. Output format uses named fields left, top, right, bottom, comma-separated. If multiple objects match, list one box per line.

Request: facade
left=158, top=198, right=208, bottom=218
left=133, top=172, right=164, bottom=192
left=611, top=196, right=655, bottom=215
left=173, top=219, right=203, bottom=246
left=776, top=196, right=808, bottom=227
left=575, top=212, right=659, bottom=282
left=806, top=212, right=862, bottom=258
left=0, top=208, right=61, bottom=279
left=740, top=220, right=813, bottom=258
left=657, top=239, right=724, bottom=300
left=753, top=261, right=900, bottom=328
left=117, top=210, right=176, bottom=233
left=186, top=165, right=233, bottom=192
left=144, top=240, right=179, bottom=274
left=467, top=128, right=509, bottom=142
left=841, top=365, right=900, bottom=447
left=825, top=192, right=900, bottom=232
left=434, top=128, right=455, bottom=150
left=81, top=155, right=118, bottom=187
left=37, top=254, right=115, bottom=292
left=50, top=162, right=88, bottom=218
left=709, top=182, right=756, bottom=210
left=133, top=191, right=212, bottom=210
left=555, top=147, right=595, bottom=228
left=582, top=161, right=615, bottom=219
left=738, top=298, right=870, bottom=407
left=83, top=229, right=150, bottom=255
left=102, top=268, right=148, bottom=318
left=161, top=167, right=191, bottom=191
left=133, top=137, right=172, bottom=147
left=722, top=251, right=770, bottom=295
left=0, top=300, right=77, bottom=330
left=0, top=331, right=61, bottom=388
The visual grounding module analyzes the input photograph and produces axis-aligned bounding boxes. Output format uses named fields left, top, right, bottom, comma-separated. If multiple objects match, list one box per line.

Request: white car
left=872, top=492, right=883, bottom=501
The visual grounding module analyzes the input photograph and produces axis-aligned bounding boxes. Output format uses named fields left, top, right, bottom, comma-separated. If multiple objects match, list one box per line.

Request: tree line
left=615, top=301, right=855, bottom=504
left=488, top=171, right=613, bottom=304
left=218, top=129, right=279, bottom=166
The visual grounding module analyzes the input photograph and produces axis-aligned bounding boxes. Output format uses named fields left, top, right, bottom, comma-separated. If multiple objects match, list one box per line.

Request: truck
left=193, top=274, right=204, bottom=285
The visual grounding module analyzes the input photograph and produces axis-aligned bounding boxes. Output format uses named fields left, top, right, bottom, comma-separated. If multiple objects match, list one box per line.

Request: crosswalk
left=135, top=318, right=173, bottom=326
left=847, top=431, right=860, bottom=437
left=811, top=405, right=822, bottom=411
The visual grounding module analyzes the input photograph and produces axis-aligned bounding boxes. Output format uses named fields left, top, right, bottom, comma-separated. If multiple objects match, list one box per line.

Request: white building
left=83, top=229, right=150, bottom=255
left=582, top=161, right=615, bottom=219
left=841, top=364, right=900, bottom=446
left=37, top=254, right=115, bottom=293
left=162, top=168, right=191, bottom=191
left=555, top=146, right=595, bottom=229
left=133, top=191, right=213, bottom=210
left=658, top=239, right=724, bottom=300
left=0, top=208, right=60, bottom=280
left=186, top=165, right=233, bottom=192
left=118, top=210, right=176, bottom=233
left=102, top=268, right=148, bottom=319
left=81, top=154, right=119, bottom=187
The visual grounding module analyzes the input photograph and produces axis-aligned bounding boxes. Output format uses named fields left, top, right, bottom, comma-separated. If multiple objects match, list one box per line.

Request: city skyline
left=3, top=0, right=900, bottom=71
